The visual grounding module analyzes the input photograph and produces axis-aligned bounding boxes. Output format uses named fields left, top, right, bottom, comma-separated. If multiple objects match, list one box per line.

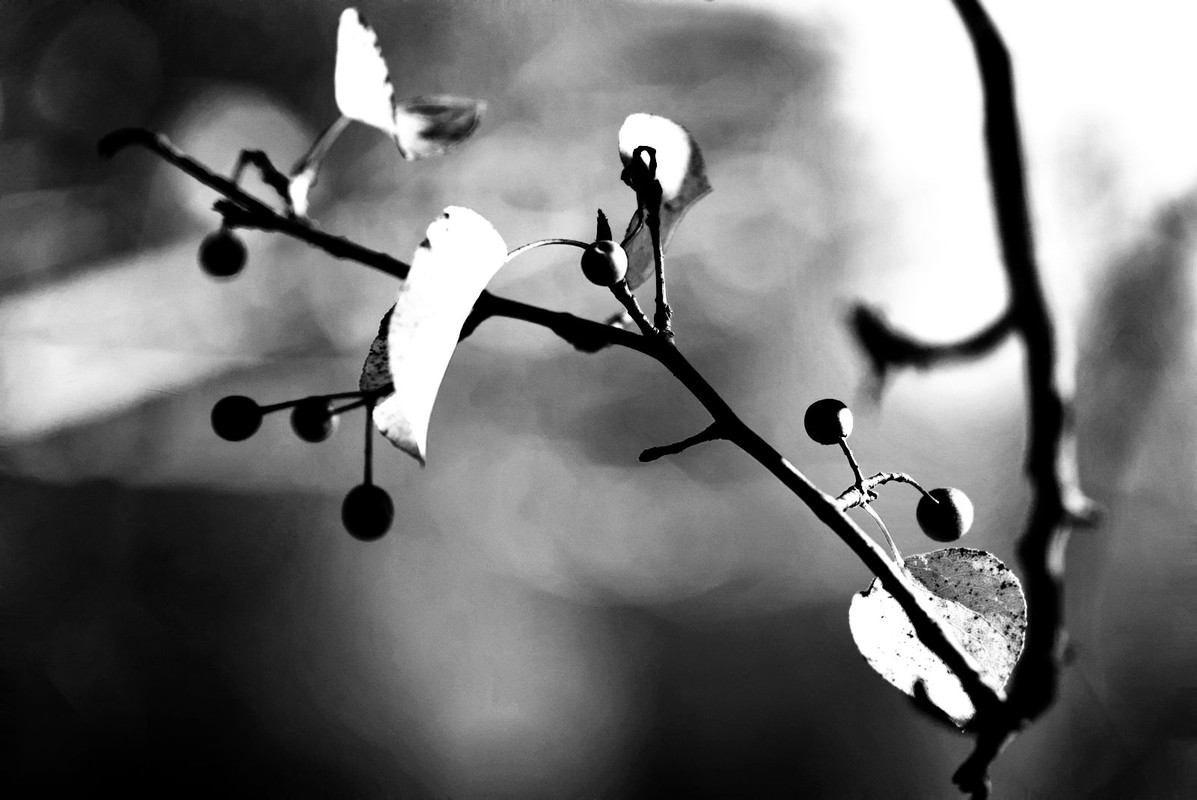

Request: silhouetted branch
left=102, top=119, right=1008, bottom=761
left=639, top=423, right=724, bottom=462
left=851, top=303, right=1013, bottom=390
left=943, top=0, right=1097, bottom=794
left=835, top=471, right=930, bottom=511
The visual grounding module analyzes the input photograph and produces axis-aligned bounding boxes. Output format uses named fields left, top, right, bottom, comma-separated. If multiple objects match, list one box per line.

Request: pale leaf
left=393, top=95, right=486, bottom=160
left=848, top=548, right=1026, bottom=727
left=334, top=8, right=397, bottom=134
left=617, top=113, right=711, bottom=289
left=370, top=207, right=507, bottom=464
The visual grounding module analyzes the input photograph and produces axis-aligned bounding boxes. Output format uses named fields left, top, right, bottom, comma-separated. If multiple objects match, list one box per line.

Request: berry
left=198, top=228, right=247, bottom=278
left=580, top=240, right=628, bottom=286
left=916, top=487, right=975, bottom=542
left=804, top=398, right=853, bottom=445
left=341, top=483, right=394, bottom=541
left=210, top=395, right=262, bottom=441
left=290, top=397, right=338, bottom=443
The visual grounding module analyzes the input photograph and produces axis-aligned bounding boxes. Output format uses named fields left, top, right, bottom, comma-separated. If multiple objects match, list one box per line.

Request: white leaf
left=618, top=113, right=696, bottom=200
left=393, top=95, right=487, bottom=160
left=848, top=548, right=1026, bottom=727
left=334, top=8, right=397, bottom=134
left=370, top=207, right=507, bottom=464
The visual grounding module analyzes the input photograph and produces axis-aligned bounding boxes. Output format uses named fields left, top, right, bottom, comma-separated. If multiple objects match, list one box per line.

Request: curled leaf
left=366, top=207, right=507, bottom=464
left=848, top=548, right=1026, bottom=726
left=334, top=9, right=397, bottom=134
left=359, top=305, right=393, bottom=394
left=617, top=113, right=711, bottom=289
left=393, top=95, right=487, bottom=160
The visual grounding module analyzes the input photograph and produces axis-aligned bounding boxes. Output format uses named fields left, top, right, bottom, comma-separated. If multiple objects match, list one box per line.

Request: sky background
left=1, top=1, right=1194, bottom=797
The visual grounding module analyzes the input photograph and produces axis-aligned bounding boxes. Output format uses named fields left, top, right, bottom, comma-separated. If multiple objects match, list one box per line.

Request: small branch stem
left=259, top=389, right=380, bottom=415
left=861, top=504, right=902, bottom=563
left=839, top=438, right=867, bottom=489
left=852, top=304, right=1013, bottom=379
left=649, top=210, right=671, bottom=335
left=639, top=423, right=724, bottom=462
left=363, top=397, right=375, bottom=486
left=292, top=115, right=351, bottom=175
left=506, top=238, right=589, bottom=262
left=609, top=279, right=657, bottom=337
left=231, top=149, right=292, bottom=207
left=836, top=471, right=932, bottom=511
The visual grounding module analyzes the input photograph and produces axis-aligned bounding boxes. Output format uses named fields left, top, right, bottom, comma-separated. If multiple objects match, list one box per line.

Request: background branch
left=944, top=0, right=1095, bottom=793
left=103, top=118, right=1009, bottom=783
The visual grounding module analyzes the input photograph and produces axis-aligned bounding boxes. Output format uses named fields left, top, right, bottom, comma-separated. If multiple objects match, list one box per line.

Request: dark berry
left=341, top=483, right=394, bottom=541
left=290, top=397, right=338, bottom=443
left=916, top=487, right=975, bottom=542
left=210, top=395, right=262, bottom=441
left=580, top=240, right=629, bottom=286
left=198, top=228, right=247, bottom=278
left=804, top=398, right=853, bottom=445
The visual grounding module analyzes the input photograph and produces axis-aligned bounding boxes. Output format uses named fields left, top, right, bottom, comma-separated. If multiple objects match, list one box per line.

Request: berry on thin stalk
left=210, top=395, right=262, bottom=441
left=804, top=398, right=853, bottom=445
left=290, top=397, right=338, bottom=443
left=342, top=483, right=394, bottom=541
left=198, top=228, right=247, bottom=278
left=916, top=487, right=974, bottom=542
left=580, top=240, right=628, bottom=287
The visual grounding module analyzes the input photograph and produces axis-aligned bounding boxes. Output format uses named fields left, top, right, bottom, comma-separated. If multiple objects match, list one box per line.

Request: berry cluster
left=804, top=398, right=974, bottom=550
left=210, top=391, right=392, bottom=540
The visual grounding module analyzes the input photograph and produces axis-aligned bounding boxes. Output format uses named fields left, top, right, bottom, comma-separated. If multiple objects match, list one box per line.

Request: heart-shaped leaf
left=848, top=547, right=1026, bottom=727
left=393, top=95, right=487, bottom=160
left=362, top=207, right=507, bottom=465
left=617, top=113, right=712, bottom=289
left=334, top=9, right=397, bottom=135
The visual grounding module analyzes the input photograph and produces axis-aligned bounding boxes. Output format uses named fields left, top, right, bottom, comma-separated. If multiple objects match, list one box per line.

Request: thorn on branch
left=639, top=423, right=724, bottom=462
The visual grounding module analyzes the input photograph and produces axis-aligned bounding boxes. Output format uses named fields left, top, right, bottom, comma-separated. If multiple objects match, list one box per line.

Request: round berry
left=916, top=487, right=975, bottom=542
left=210, top=395, right=262, bottom=441
left=341, top=483, right=394, bottom=541
left=198, top=228, right=247, bottom=278
left=803, top=398, right=853, bottom=445
left=290, top=397, right=338, bottom=443
left=580, top=240, right=629, bottom=287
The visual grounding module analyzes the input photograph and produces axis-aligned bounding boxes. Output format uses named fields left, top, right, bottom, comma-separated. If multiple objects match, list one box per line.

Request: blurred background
left=1, top=0, right=1194, bottom=796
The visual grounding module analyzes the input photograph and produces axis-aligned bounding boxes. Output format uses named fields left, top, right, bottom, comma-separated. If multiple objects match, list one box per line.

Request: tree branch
left=944, top=0, right=1096, bottom=792
left=102, top=121, right=1007, bottom=761
left=639, top=423, right=724, bottom=462
left=99, top=127, right=412, bottom=280
left=851, top=303, right=1013, bottom=386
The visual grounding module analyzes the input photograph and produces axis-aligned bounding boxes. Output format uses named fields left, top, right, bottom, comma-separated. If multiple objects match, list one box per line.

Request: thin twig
left=506, top=237, right=589, bottom=261
left=100, top=128, right=411, bottom=280
left=851, top=303, right=1013, bottom=381
left=836, top=471, right=931, bottom=511
left=231, top=149, right=292, bottom=207
left=639, top=423, right=724, bottom=462
left=861, top=504, right=902, bottom=563
left=609, top=279, right=658, bottom=337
